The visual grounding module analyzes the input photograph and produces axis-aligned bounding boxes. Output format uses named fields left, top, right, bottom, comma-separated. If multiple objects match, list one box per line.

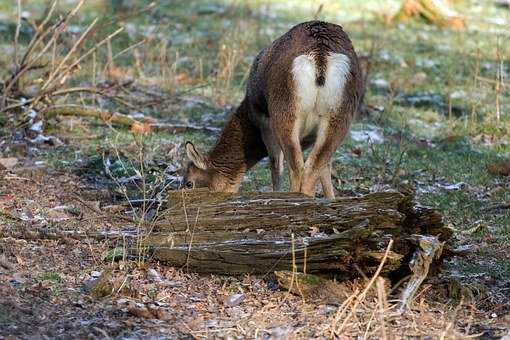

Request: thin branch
left=41, top=17, right=99, bottom=91
left=39, top=104, right=221, bottom=134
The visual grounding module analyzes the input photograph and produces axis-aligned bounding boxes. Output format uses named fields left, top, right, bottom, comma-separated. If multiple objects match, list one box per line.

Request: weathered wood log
left=145, top=189, right=452, bottom=277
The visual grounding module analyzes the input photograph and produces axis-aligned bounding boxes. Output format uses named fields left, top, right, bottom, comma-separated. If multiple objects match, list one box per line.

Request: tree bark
left=145, top=189, right=451, bottom=277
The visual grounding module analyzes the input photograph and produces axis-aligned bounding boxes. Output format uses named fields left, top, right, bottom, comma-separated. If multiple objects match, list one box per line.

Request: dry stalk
left=103, top=134, right=172, bottom=267
left=1, top=0, right=126, bottom=124
left=376, top=277, right=389, bottom=339
left=40, top=17, right=100, bottom=91
left=331, top=239, right=394, bottom=337
left=14, top=0, right=21, bottom=66
left=102, top=39, right=147, bottom=75
left=495, top=36, right=503, bottom=124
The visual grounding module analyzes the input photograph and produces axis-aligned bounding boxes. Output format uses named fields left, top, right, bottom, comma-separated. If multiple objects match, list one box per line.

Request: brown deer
left=183, top=21, right=363, bottom=198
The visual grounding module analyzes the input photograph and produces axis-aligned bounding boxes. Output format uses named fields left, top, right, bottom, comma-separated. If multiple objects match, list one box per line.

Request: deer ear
left=185, top=141, right=208, bottom=170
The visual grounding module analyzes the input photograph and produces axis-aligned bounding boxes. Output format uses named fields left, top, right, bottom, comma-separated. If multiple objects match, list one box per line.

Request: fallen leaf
left=488, top=160, right=510, bottom=176
left=148, top=304, right=173, bottom=321
left=128, top=304, right=155, bottom=319
left=0, top=255, right=14, bottom=270
left=130, top=121, right=152, bottom=135
left=0, top=157, right=19, bottom=170
left=175, top=72, right=189, bottom=84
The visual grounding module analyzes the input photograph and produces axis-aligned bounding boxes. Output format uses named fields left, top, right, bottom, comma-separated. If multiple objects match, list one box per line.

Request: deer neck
left=207, top=99, right=267, bottom=186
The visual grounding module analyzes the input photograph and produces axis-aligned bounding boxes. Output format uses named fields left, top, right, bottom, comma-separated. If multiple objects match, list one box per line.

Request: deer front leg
left=261, top=129, right=284, bottom=191
left=301, top=116, right=350, bottom=198
left=270, top=151, right=284, bottom=191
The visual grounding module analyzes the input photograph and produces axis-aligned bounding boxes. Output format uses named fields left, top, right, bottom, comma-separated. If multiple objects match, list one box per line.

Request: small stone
left=0, top=255, right=14, bottom=270
left=0, top=158, right=18, bottom=170
left=147, top=268, right=162, bottom=283
left=91, top=271, right=102, bottom=278
left=117, top=298, right=130, bottom=305
left=82, top=278, right=96, bottom=293
left=370, top=78, right=389, bottom=91
left=223, top=293, right=245, bottom=307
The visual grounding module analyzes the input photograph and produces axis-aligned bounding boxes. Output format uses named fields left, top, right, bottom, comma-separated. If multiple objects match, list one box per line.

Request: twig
left=1, top=226, right=141, bottom=243
left=103, top=39, right=147, bottom=75
left=30, top=26, right=124, bottom=109
left=41, top=17, right=99, bottom=91
left=1, top=1, right=67, bottom=108
left=476, top=76, right=509, bottom=87
left=482, top=203, right=510, bottom=212
left=1, top=86, right=136, bottom=113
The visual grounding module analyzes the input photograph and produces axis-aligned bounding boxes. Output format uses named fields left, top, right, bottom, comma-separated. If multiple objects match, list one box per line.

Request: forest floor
left=1, top=0, right=509, bottom=338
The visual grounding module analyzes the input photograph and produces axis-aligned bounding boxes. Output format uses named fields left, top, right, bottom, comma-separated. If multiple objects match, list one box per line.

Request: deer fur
left=183, top=21, right=363, bottom=198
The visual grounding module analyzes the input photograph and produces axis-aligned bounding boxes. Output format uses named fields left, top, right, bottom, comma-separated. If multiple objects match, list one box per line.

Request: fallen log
left=145, top=189, right=452, bottom=278
left=39, top=104, right=220, bottom=134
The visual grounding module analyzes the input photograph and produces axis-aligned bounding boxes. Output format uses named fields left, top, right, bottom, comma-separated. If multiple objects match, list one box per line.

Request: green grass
left=39, top=271, right=64, bottom=284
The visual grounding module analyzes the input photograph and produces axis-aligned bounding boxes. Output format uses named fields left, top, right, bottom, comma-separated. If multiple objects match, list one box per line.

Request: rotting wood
left=145, top=188, right=452, bottom=277
left=398, top=235, right=443, bottom=312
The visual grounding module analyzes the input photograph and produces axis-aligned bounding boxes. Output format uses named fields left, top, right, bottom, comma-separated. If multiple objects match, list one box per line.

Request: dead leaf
left=488, top=160, right=510, bottom=176
left=130, top=121, right=152, bottom=135
left=175, top=72, right=189, bottom=84
left=0, top=157, right=19, bottom=170
left=0, top=255, right=14, bottom=270
left=148, top=305, right=173, bottom=321
left=128, top=304, right=155, bottom=319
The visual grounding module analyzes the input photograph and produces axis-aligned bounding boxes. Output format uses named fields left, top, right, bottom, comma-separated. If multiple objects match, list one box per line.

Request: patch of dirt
left=0, top=166, right=509, bottom=339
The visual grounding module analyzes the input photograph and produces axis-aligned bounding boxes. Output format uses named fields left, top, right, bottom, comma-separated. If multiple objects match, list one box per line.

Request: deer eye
left=185, top=181, right=194, bottom=189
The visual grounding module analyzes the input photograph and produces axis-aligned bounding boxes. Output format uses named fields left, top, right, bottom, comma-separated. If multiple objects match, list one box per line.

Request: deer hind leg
left=271, top=116, right=304, bottom=193
left=319, top=161, right=335, bottom=199
left=261, top=129, right=284, bottom=191
left=301, top=116, right=350, bottom=198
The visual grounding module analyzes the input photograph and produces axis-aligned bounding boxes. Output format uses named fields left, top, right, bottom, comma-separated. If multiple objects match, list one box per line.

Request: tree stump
left=145, top=189, right=452, bottom=279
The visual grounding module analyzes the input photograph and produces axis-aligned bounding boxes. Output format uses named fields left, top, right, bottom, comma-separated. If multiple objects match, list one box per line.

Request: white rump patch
left=292, top=54, right=317, bottom=113
left=291, top=53, right=351, bottom=138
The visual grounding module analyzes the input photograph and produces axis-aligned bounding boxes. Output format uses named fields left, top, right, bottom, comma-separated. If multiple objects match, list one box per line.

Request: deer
left=182, top=21, right=363, bottom=199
